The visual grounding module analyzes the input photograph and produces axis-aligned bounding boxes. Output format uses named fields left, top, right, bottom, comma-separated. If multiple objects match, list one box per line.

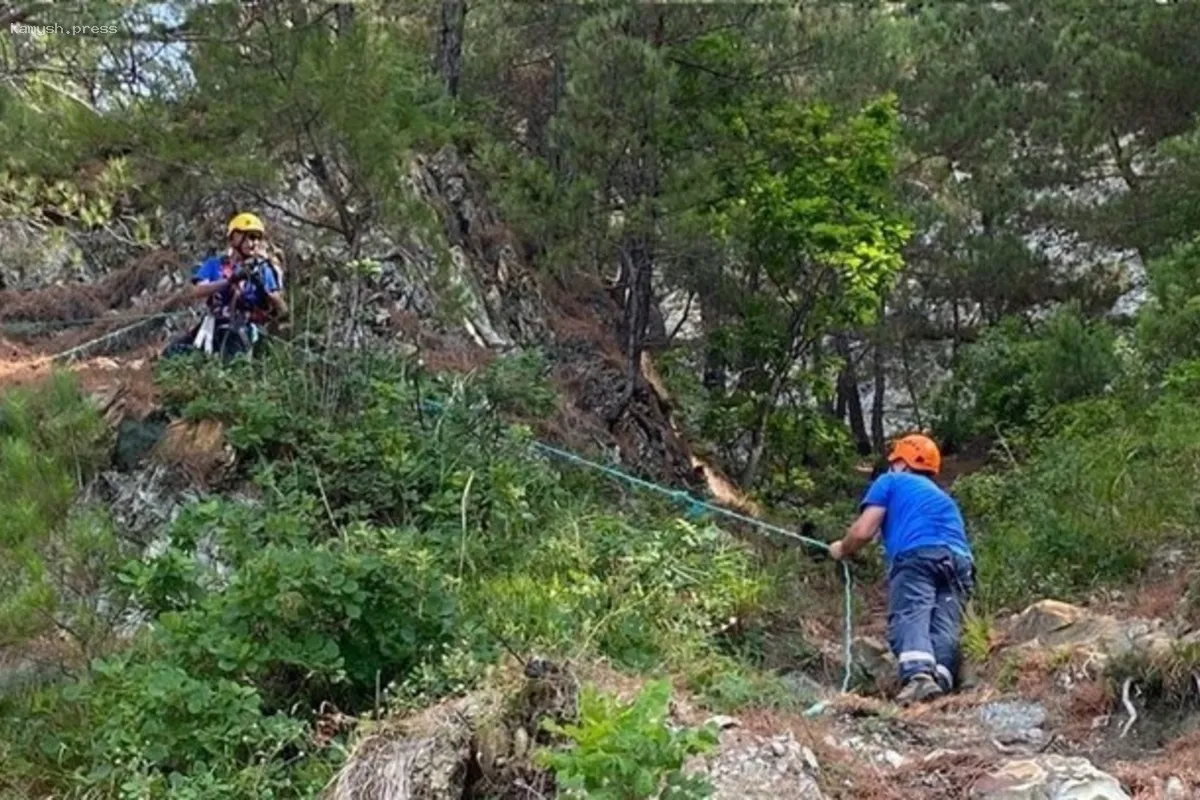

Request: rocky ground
left=288, top=582, right=1200, bottom=800
left=664, top=594, right=1200, bottom=800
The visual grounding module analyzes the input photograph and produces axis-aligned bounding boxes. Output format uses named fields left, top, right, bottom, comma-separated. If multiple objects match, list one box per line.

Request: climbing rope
left=524, top=440, right=855, bottom=716
left=47, top=311, right=190, bottom=363
left=254, top=337, right=859, bottom=712
left=6, top=310, right=192, bottom=368
left=111, top=327, right=859, bottom=713
left=0, top=308, right=192, bottom=336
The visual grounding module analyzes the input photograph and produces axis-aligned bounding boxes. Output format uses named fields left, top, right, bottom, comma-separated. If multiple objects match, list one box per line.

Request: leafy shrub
left=958, top=393, right=1200, bottom=611
left=0, top=372, right=123, bottom=657
left=155, top=528, right=458, bottom=713
left=468, top=516, right=765, bottom=671
left=683, top=653, right=811, bottom=713
left=537, top=679, right=718, bottom=799
left=932, top=305, right=1118, bottom=448
left=4, top=344, right=781, bottom=798
left=1137, top=235, right=1200, bottom=374
left=1, top=653, right=335, bottom=799
left=1162, top=358, right=1200, bottom=398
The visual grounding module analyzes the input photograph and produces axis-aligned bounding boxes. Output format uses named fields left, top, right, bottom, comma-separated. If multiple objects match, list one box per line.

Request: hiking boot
left=894, top=673, right=943, bottom=706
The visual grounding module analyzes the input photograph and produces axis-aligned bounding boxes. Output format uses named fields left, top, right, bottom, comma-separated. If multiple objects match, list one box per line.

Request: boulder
left=979, top=701, right=1047, bottom=747
left=850, top=636, right=899, bottom=695
left=1003, top=600, right=1173, bottom=664
left=970, top=755, right=1129, bottom=800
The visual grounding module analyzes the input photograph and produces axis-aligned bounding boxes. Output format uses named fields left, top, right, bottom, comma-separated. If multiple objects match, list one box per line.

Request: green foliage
left=151, top=4, right=453, bottom=233
left=0, top=343, right=779, bottom=799
left=470, top=515, right=765, bottom=672
left=957, top=393, right=1200, bottom=611
left=932, top=305, right=1119, bottom=448
left=537, top=679, right=718, bottom=800
left=1, top=654, right=334, bottom=798
left=683, top=654, right=811, bottom=715
left=154, top=527, right=458, bottom=712
left=1138, top=236, right=1200, bottom=374
left=960, top=609, right=993, bottom=666
left=0, top=372, right=119, bottom=654
left=15, top=3, right=1200, bottom=795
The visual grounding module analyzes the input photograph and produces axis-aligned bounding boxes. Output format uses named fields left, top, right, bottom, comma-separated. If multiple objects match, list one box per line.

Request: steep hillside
left=4, top=3, right=1200, bottom=799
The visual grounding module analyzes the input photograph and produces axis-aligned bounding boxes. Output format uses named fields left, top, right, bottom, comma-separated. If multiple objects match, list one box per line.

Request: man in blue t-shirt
left=166, top=212, right=287, bottom=360
left=829, top=434, right=975, bottom=705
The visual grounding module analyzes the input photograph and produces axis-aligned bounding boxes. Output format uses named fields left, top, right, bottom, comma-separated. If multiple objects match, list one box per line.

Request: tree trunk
left=899, top=329, right=924, bottom=431
left=334, top=2, right=354, bottom=35
left=609, top=9, right=665, bottom=424
left=871, top=297, right=887, bottom=456
left=741, top=359, right=790, bottom=487
left=743, top=413, right=768, bottom=489
left=436, top=0, right=467, bottom=99
left=624, top=235, right=655, bottom=391
left=836, top=334, right=871, bottom=455
left=698, top=282, right=727, bottom=393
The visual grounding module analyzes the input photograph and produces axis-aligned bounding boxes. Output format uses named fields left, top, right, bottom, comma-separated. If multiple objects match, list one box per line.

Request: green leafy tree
left=0, top=373, right=117, bottom=658
left=700, top=95, right=910, bottom=486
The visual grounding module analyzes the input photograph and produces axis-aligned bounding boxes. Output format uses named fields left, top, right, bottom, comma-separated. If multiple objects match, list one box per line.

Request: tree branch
left=239, top=185, right=346, bottom=237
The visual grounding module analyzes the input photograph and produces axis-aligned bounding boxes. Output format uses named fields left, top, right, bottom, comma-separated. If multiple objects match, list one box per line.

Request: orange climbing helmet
left=888, top=433, right=942, bottom=475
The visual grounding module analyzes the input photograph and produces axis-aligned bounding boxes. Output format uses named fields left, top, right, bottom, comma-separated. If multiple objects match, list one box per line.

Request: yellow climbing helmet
left=227, top=212, right=265, bottom=237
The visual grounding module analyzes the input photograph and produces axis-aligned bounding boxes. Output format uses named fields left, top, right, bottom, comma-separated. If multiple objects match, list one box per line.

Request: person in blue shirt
left=165, top=212, right=287, bottom=360
left=829, top=434, right=975, bottom=705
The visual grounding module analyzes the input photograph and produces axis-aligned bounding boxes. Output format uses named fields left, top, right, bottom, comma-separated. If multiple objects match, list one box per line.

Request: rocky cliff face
left=0, top=144, right=710, bottom=492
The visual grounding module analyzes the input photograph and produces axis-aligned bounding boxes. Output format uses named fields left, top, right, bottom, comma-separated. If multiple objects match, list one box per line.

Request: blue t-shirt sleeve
left=192, top=257, right=222, bottom=284
left=861, top=473, right=894, bottom=510
left=259, top=264, right=280, bottom=293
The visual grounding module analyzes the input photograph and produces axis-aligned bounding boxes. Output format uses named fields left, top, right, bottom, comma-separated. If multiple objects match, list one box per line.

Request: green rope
left=0, top=309, right=192, bottom=335
left=524, top=440, right=854, bottom=714
left=263, top=340, right=858, bottom=713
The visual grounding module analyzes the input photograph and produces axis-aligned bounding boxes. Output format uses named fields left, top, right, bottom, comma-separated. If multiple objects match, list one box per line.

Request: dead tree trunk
left=436, top=0, right=467, bottom=99
left=836, top=334, right=871, bottom=455
left=871, top=297, right=888, bottom=457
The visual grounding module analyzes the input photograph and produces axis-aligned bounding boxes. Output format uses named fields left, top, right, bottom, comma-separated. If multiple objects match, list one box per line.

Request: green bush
left=0, top=372, right=122, bottom=657
left=1137, top=235, right=1200, bottom=374
left=958, top=393, right=1200, bottom=611
left=932, top=305, right=1119, bottom=449
left=0, top=344, right=781, bottom=799
left=0, top=653, right=335, bottom=798
left=469, top=515, right=765, bottom=671
left=155, top=528, right=458, bottom=713
left=537, top=679, right=718, bottom=800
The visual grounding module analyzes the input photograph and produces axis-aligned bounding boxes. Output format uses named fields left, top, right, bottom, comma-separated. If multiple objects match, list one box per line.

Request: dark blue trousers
left=887, top=546, right=975, bottom=691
